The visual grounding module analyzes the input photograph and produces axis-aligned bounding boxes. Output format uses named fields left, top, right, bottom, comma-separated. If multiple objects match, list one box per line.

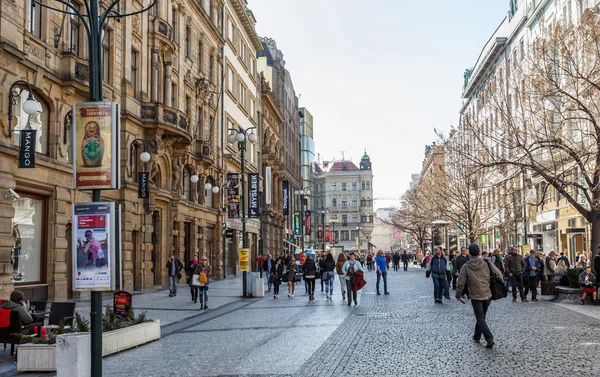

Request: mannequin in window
left=12, top=225, right=22, bottom=277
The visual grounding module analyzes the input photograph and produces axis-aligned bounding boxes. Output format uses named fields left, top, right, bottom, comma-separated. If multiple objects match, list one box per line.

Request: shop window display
left=11, top=197, right=43, bottom=283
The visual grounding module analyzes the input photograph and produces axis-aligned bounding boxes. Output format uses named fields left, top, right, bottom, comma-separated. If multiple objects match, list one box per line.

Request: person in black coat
left=303, top=255, right=318, bottom=300
left=270, top=259, right=284, bottom=299
left=393, top=252, right=401, bottom=271
left=401, top=251, right=409, bottom=271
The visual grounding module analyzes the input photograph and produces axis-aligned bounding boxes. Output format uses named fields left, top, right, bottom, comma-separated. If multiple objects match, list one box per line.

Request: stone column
left=151, top=48, right=160, bottom=102
left=49, top=187, right=71, bottom=302
left=164, top=61, right=172, bottom=107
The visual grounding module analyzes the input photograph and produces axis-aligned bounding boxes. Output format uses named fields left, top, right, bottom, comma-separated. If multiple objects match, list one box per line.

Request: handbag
left=322, top=271, right=330, bottom=280
left=192, top=274, right=205, bottom=287
left=486, top=261, right=507, bottom=300
left=425, top=270, right=431, bottom=278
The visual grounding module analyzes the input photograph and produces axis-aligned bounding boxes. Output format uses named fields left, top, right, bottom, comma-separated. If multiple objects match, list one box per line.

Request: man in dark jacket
left=263, top=255, right=275, bottom=292
left=401, top=251, right=409, bottom=271
left=166, top=253, right=184, bottom=297
left=392, top=252, right=401, bottom=271
left=456, top=243, right=504, bottom=349
left=593, top=246, right=600, bottom=280
left=455, top=247, right=470, bottom=297
left=558, top=252, right=570, bottom=268
left=505, top=247, right=526, bottom=302
left=427, top=247, right=450, bottom=303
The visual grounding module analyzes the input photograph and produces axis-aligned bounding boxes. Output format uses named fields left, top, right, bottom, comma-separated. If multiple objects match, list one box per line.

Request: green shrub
left=102, top=305, right=149, bottom=332
left=566, top=268, right=584, bottom=288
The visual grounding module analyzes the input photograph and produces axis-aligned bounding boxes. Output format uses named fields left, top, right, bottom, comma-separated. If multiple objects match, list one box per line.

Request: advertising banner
left=325, top=225, right=331, bottom=243
left=293, top=211, right=301, bottom=236
left=265, top=166, right=272, bottom=205
left=304, top=210, right=311, bottom=236
left=138, top=172, right=149, bottom=199
left=113, top=290, right=132, bottom=319
left=248, top=172, right=259, bottom=218
left=449, top=235, right=458, bottom=253
left=282, top=181, right=289, bottom=215
left=239, top=248, right=249, bottom=271
left=72, top=202, right=116, bottom=291
left=73, top=102, right=120, bottom=190
left=317, top=224, right=323, bottom=239
left=227, top=173, right=240, bottom=219
left=18, top=129, right=36, bottom=168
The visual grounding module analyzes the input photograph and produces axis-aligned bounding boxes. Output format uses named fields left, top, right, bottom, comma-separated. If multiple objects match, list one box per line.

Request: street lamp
left=331, top=216, right=338, bottom=246
left=356, top=225, right=362, bottom=250
left=320, top=209, right=329, bottom=253
left=8, top=80, right=40, bottom=138
left=227, top=126, right=257, bottom=297
left=294, top=188, right=311, bottom=254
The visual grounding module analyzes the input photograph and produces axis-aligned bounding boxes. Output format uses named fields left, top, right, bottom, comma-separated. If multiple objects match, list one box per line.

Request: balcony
left=140, top=102, right=192, bottom=144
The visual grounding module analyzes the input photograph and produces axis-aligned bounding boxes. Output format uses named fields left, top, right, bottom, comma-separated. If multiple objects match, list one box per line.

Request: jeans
left=471, top=299, right=493, bottom=342
left=324, top=274, right=334, bottom=295
left=525, top=274, right=538, bottom=300
left=376, top=272, right=388, bottom=293
left=266, top=271, right=272, bottom=291
left=168, top=275, right=177, bottom=294
left=505, top=273, right=511, bottom=292
left=198, top=286, right=208, bottom=303
left=338, top=275, right=346, bottom=295
left=189, top=283, right=199, bottom=301
left=273, top=282, right=280, bottom=296
left=432, top=276, right=448, bottom=300
left=306, top=278, right=316, bottom=296
left=346, top=279, right=357, bottom=304
left=403, top=262, right=408, bottom=271
left=510, top=274, right=524, bottom=300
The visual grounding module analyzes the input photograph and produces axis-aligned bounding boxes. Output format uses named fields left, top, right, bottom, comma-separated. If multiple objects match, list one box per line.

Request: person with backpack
left=456, top=243, right=504, bottom=349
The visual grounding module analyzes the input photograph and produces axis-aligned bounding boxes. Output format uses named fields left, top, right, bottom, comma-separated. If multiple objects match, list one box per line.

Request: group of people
left=166, top=253, right=212, bottom=310
left=365, top=251, right=415, bottom=272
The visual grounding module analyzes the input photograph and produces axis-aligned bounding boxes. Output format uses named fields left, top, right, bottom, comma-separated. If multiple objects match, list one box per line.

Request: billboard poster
left=449, top=235, right=458, bottom=253
left=73, top=102, right=120, bottom=190
left=18, top=129, right=36, bottom=168
left=304, top=210, right=311, bottom=236
left=113, top=291, right=132, bottom=319
left=317, top=224, right=323, bottom=239
left=282, top=180, right=289, bottom=215
left=227, top=173, right=240, bottom=219
left=248, top=173, right=259, bottom=218
left=293, top=211, right=301, bottom=236
left=239, top=248, right=249, bottom=271
left=72, top=202, right=116, bottom=291
left=325, top=225, right=331, bottom=243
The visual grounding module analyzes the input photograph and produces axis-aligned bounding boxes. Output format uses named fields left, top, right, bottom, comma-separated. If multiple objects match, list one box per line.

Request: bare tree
left=390, top=187, right=438, bottom=253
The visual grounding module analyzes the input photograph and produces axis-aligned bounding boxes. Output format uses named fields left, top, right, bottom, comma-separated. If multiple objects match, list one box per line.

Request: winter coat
left=287, top=263, right=298, bottom=281
left=456, top=257, right=504, bottom=301
left=504, top=253, right=525, bottom=275
left=544, top=257, right=556, bottom=276
left=323, top=260, right=336, bottom=272
left=579, top=272, right=596, bottom=287
left=401, top=253, right=409, bottom=262
left=303, top=259, right=317, bottom=278
left=166, top=258, right=184, bottom=277
left=194, top=263, right=212, bottom=285
left=454, top=255, right=469, bottom=274
left=0, top=300, right=33, bottom=327
left=342, top=260, right=363, bottom=280
left=426, top=255, right=450, bottom=279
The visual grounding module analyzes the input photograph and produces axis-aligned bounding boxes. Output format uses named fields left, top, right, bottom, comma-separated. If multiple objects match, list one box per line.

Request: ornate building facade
left=0, top=0, right=226, bottom=301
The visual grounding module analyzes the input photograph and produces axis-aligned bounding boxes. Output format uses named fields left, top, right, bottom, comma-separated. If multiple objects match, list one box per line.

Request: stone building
left=0, top=0, right=226, bottom=300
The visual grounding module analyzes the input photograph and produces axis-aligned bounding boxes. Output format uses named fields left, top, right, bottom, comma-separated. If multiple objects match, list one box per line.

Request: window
left=171, top=82, right=176, bottom=108
left=227, top=66, right=234, bottom=93
left=341, top=231, right=349, bottom=241
left=209, top=56, right=214, bottom=83
left=198, top=41, right=204, bottom=72
left=352, top=182, right=357, bottom=191
left=331, top=183, right=337, bottom=190
left=28, top=0, right=42, bottom=38
left=352, top=198, right=357, bottom=207
left=172, top=9, right=178, bottom=42
left=342, top=183, right=347, bottom=191
left=366, top=181, right=371, bottom=190
left=250, top=97, right=256, bottom=121
left=197, top=106, right=203, bottom=140
left=183, top=169, right=191, bottom=200
left=102, top=30, right=111, bottom=83
left=205, top=178, right=215, bottom=208
left=341, top=200, right=347, bottom=207
left=352, top=215, right=358, bottom=224
left=342, top=215, right=348, bottom=226
left=14, top=90, right=49, bottom=155
left=12, top=195, right=46, bottom=283
left=227, top=17, right=233, bottom=41
left=332, top=198, right=337, bottom=207
left=351, top=230, right=359, bottom=240
left=185, top=27, right=191, bottom=57
left=70, top=3, right=80, bottom=56
left=239, top=83, right=246, bottom=110
left=185, top=96, right=191, bottom=117
left=250, top=58, right=255, bottom=78
left=131, top=49, right=138, bottom=99
left=361, top=181, right=366, bottom=190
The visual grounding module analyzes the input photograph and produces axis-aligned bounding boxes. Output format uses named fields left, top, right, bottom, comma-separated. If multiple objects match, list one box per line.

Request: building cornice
left=230, top=0, right=263, bottom=51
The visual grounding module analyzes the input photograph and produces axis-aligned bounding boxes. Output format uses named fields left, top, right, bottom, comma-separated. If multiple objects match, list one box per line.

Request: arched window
left=205, top=176, right=215, bottom=208
left=14, top=89, right=48, bottom=155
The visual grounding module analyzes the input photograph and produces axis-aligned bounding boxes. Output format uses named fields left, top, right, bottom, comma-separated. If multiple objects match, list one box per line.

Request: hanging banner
left=72, top=202, right=116, bottom=291
left=73, top=102, right=120, bottom=190
left=239, top=248, right=249, bottom=271
left=138, top=172, right=149, bottom=199
left=18, top=129, right=36, bottom=168
left=317, top=224, right=323, bottom=239
left=265, top=166, right=272, bottom=205
left=304, top=211, right=311, bottom=236
left=248, top=172, right=259, bottom=218
left=325, top=225, right=331, bottom=243
left=282, top=180, right=289, bottom=215
left=293, top=211, right=301, bottom=236
left=227, top=173, right=240, bottom=219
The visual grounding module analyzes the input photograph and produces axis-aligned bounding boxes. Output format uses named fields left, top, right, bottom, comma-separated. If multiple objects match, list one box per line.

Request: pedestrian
left=505, top=246, right=527, bottom=302
left=393, top=252, right=400, bottom=271
left=257, top=254, right=265, bottom=277
left=342, top=252, right=363, bottom=306
left=554, top=260, right=567, bottom=283
left=427, top=246, right=451, bottom=303
left=336, top=252, right=348, bottom=300
left=271, top=258, right=284, bottom=299
left=375, top=250, right=390, bottom=295
left=491, top=249, right=504, bottom=275
left=263, top=254, right=275, bottom=292
left=287, top=257, right=298, bottom=298
left=593, top=246, right=600, bottom=277
left=166, top=253, right=183, bottom=297
left=456, top=243, right=503, bottom=349
left=0, top=289, right=33, bottom=333
left=186, top=255, right=200, bottom=303
left=194, top=256, right=211, bottom=309
left=385, top=252, right=391, bottom=270
left=579, top=266, right=597, bottom=305
left=558, top=252, right=570, bottom=268
left=322, top=253, right=336, bottom=300
left=303, top=255, right=318, bottom=301
left=401, top=250, right=409, bottom=271
left=455, top=247, right=470, bottom=298
left=366, top=253, right=373, bottom=272
left=524, top=251, right=541, bottom=301
left=319, top=251, right=326, bottom=292
left=544, top=251, right=557, bottom=283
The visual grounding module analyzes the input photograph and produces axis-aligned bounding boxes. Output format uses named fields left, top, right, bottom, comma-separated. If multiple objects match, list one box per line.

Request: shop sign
left=225, top=229, right=234, bottom=239
left=73, top=102, right=120, bottom=190
left=18, top=129, right=36, bottom=168
left=138, top=172, right=149, bottom=199
left=304, top=211, right=311, bottom=235
left=248, top=173, right=259, bottom=218
left=227, top=173, right=240, bottom=219
left=72, top=202, right=116, bottom=291
left=239, top=248, right=249, bottom=271
left=449, top=235, right=458, bottom=253
left=559, top=206, right=579, bottom=218
left=317, top=225, right=323, bottom=239
left=282, top=181, right=289, bottom=215
left=325, top=225, right=331, bottom=242
left=293, top=211, right=301, bottom=236
left=113, top=290, right=132, bottom=319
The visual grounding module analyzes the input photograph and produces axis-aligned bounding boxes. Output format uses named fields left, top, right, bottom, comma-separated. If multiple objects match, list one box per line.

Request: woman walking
left=323, top=253, right=336, bottom=300
left=271, top=258, right=284, bottom=298
left=342, top=252, right=363, bottom=306
left=336, top=253, right=347, bottom=300
left=287, top=257, right=298, bottom=298
left=303, top=255, right=317, bottom=300
left=194, top=256, right=212, bottom=309
left=186, top=255, right=200, bottom=303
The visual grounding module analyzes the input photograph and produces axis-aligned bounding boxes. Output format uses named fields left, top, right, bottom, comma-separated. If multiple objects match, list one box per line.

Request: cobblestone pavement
left=5, top=267, right=600, bottom=376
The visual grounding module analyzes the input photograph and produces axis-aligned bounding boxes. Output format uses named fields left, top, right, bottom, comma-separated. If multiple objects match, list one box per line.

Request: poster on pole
left=304, top=211, right=311, bottom=236
left=239, top=248, right=249, bottom=271
left=72, top=202, right=116, bottom=291
left=248, top=173, right=259, bottom=218
left=293, top=211, right=301, bottom=236
left=227, top=173, right=240, bottom=218
left=72, top=102, right=120, bottom=190
left=325, top=225, right=331, bottom=242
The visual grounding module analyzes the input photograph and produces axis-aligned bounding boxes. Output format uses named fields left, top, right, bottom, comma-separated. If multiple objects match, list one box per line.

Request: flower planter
left=16, top=320, right=161, bottom=374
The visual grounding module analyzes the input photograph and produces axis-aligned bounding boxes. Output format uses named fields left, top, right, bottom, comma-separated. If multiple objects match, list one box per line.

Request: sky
left=249, top=0, right=510, bottom=209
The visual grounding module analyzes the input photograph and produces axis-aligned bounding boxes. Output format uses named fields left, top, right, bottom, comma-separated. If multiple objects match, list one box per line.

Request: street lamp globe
left=190, top=174, right=199, bottom=183
left=22, top=97, right=39, bottom=115
left=139, top=151, right=151, bottom=163
left=211, top=185, right=220, bottom=194
left=235, top=132, right=245, bottom=142
left=248, top=132, right=257, bottom=143
left=227, top=133, right=237, bottom=144
left=204, top=182, right=213, bottom=191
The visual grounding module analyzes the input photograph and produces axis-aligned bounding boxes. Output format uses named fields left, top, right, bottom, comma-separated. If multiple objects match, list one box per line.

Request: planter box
left=16, top=344, right=56, bottom=372
left=17, top=320, right=161, bottom=374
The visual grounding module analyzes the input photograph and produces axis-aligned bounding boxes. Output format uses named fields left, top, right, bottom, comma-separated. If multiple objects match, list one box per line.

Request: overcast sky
left=250, top=0, right=509, bottom=209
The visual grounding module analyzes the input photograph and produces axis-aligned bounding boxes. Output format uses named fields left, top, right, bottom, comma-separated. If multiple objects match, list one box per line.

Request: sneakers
left=288, top=294, right=291, bottom=298
left=512, top=298, right=517, bottom=302
left=342, top=292, right=346, bottom=300
left=384, top=292, right=390, bottom=295
left=485, top=340, right=495, bottom=349
left=377, top=292, right=381, bottom=296
left=291, top=294, right=294, bottom=298
left=204, top=304, right=208, bottom=310
left=522, top=298, right=529, bottom=303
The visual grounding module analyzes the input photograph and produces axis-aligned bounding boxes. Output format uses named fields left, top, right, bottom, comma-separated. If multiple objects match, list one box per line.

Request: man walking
left=454, top=247, right=470, bottom=298
left=263, top=254, right=275, bottom=292
left=401, top=251, right=409, bottom=271
left=524, top=250, right=541, bottom=301
left=505, top=246, right=527, bottom=302
left=392, top=252, right=400, bottom=271
left=456, top=243, right=503, bottom=349
left=427, top=246, right=450, bottom=303
left=166, top=253, right=183, bottom=297
left=375, top=250, right=390, bottom=295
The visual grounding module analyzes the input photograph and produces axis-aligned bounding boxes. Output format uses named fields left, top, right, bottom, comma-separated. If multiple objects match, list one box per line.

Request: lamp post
left=7, top=80, right=40, bottom=139
left=227, top=126, right=257, bottom=297
left=356, top=225, right=362, bottom=250
left=320, top=209, right=329, bottom=253
left=294, top=188, right=310, bottom=254
left=331, top=216, right=338, bottom=246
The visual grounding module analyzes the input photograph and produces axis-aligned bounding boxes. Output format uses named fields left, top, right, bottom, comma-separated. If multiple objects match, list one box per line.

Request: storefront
left=557, top=206, right=588, bottom=262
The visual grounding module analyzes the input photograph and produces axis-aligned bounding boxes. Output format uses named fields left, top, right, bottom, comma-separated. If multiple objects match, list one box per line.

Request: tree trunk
left=590, top=213, right=600, bottom=260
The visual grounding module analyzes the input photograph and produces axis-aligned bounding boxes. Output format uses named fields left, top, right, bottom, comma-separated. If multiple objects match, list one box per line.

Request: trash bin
left=252, top=277, right=265, bottom=297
